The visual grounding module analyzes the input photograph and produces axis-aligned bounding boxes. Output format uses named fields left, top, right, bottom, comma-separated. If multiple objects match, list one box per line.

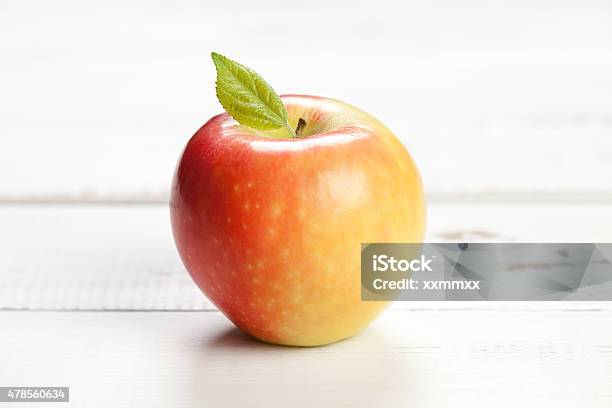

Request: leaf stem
left=285, top=123, right=297, bottom=138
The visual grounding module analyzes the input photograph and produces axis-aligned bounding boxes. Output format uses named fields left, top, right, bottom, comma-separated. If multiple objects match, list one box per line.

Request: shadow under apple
left=188, top=320, right=415, bottom=407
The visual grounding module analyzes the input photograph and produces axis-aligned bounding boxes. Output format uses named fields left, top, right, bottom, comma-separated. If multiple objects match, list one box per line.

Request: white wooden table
left=1, top=1, right=612, bottom=407
left=1, top=203, right=611, bottom=407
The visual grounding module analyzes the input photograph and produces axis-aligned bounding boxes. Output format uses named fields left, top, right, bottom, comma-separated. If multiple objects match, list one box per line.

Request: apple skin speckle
left=170, top=95, right=425, bottom=346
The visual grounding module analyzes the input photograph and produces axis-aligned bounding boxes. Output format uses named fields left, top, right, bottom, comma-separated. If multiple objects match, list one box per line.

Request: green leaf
left=211, top=52, right=289, bottom=131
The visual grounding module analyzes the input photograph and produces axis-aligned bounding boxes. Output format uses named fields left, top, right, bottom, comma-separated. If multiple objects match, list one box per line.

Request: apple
left=171, top=94, right=425, bottom=346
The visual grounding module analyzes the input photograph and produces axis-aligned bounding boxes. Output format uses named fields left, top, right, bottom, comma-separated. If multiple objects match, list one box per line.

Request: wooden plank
left=428, top=201, right=612, bottom=242
left=0, top=1, right=611, bottom=199
left=1, top=203, right=612, bottom=311
left=0, top=204, right=209, bottom=311
left=1, top=309, right=611, bottom=407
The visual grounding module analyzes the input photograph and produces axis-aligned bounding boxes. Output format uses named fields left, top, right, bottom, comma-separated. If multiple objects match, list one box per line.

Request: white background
left=1, top=0, right=611, bottom=200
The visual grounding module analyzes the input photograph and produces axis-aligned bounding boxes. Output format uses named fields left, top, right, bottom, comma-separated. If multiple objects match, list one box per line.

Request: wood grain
left=1, top=310, right=611, bottom=407
left=1, top=203, right=611, bottom=311
left=0, top=1, right=611, bottom=199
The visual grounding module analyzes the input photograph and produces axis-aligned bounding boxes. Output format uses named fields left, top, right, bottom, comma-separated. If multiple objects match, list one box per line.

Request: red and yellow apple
left=170, top=95, right=425, bottom=346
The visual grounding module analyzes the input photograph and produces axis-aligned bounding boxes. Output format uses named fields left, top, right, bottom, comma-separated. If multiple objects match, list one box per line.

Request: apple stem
left=295, top=118, right=307, bottom=137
